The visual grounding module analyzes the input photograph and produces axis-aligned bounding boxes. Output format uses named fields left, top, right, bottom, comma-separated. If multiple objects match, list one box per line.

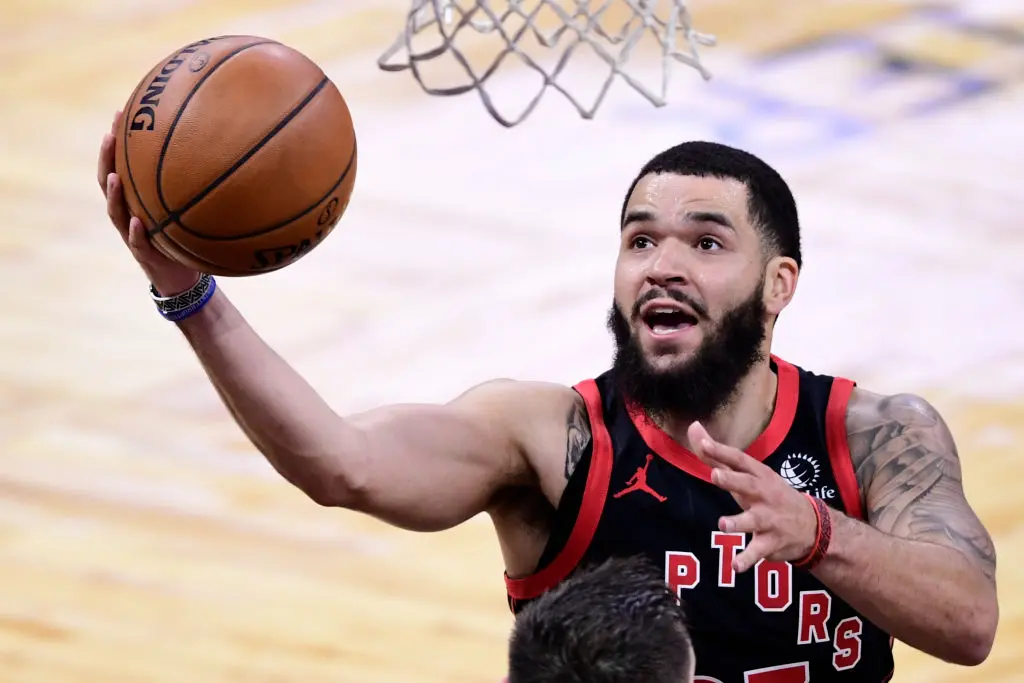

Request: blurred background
left=1, top=0, right=1022, bottom=681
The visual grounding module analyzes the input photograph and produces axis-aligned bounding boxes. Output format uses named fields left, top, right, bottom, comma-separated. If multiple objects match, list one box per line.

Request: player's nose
left=645, top=241, right=692, bottom=286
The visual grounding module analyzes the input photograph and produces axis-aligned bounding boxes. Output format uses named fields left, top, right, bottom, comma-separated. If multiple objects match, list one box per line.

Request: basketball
left=114, top=35, right=357, bottom=276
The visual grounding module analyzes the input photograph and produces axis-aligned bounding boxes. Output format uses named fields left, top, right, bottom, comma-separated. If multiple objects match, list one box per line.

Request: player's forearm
left=175, top=289, right=360, bottom=503
left=812, top=511, right=997, bottom=666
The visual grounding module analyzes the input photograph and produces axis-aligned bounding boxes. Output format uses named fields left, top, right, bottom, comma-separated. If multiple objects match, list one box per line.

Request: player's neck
left=660, top=357, right=779, bottom=453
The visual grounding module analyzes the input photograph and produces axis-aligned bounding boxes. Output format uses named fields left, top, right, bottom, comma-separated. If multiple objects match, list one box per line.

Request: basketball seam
left=173, top=135, right=356, bottom=242
left=151, top=75, right=334, bottom=238
left=122, top=37, right=271, bottom=230
left=151, top=40, right=280, bottom=228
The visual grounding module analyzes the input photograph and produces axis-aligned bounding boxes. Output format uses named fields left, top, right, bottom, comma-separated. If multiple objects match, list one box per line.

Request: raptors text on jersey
left=505, top=356, right=895, bottom=683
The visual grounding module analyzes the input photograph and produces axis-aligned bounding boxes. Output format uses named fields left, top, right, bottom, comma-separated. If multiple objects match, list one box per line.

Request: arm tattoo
left=564, top=398, right=592, bottom=480
left=847, top=392, right=997, bottom=581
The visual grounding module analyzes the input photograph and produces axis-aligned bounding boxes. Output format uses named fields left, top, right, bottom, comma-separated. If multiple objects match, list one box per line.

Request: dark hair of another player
left=620, top=140, right=802, bottom=268
left=507, top=556, right=693, bottom=683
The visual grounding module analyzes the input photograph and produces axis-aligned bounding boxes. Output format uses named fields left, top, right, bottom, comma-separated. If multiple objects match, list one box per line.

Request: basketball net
left=379, top=0, right=717, bottom=127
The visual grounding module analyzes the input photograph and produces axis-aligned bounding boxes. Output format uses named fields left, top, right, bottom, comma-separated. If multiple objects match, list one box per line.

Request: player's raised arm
left=98, top=120, right=570, bottom=533
left=183, top=291, right=558, bottom=530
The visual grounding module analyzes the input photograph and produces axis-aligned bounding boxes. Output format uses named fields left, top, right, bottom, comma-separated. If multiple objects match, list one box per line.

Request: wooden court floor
left=1, top=1, right=1022, bottom=681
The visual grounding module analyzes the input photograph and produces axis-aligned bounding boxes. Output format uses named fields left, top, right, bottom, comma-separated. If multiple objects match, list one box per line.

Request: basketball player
left=507, top=555, right=695, bottom=683
left=98, top=114, right=998, bottom=681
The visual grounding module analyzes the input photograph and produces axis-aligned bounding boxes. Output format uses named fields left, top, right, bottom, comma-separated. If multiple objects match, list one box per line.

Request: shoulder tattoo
left=846, top=391, right=996, bottom=581
left=564, top=397, right=593, bottom=480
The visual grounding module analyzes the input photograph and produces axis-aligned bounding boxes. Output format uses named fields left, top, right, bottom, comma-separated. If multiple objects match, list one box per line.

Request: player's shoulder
left=449, top=377, right=580, bottom=407
left=448, top=378, right=586, bottom=428
left=451, top=377, right=595, bottom=456
left=844, top=385, right=956, bottom=472
left=846, top=386, right=947, bottom=431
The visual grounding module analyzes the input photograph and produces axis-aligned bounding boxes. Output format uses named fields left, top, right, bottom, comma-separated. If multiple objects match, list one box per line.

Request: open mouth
left=642, top=307, right=699, bottom=336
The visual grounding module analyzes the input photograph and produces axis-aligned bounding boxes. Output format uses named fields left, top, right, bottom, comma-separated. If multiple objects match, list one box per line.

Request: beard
left=606, top=285, right=768, bottom=424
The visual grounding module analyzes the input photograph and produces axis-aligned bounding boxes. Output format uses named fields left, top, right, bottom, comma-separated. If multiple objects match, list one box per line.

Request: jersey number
left=695, top=661, right=809, bottom=683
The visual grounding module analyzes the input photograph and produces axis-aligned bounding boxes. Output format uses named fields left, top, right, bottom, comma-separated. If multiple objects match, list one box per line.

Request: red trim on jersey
left=625, top=355, right=800, bottom=483
left=504, top=379, right=614, bottom=601
left=825, top=377, right=865, bottom=520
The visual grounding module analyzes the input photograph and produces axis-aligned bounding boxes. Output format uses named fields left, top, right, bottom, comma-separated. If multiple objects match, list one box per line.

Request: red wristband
left=794, top=494, right=832, bottom=570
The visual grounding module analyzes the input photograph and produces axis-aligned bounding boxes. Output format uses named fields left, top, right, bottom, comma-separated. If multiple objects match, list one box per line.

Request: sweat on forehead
left=620, top=175, right=744, bottom=233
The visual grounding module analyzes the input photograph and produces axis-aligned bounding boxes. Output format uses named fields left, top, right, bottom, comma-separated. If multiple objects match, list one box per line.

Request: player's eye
left=631, top=236, right=654, bottom=249
left=697, top=236, right=721, bottom=251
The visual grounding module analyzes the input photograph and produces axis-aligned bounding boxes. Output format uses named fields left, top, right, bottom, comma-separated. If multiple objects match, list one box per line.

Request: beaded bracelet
left=794, top=494, right=832, bottom=570
left=149, top=273, right=216, bottom=322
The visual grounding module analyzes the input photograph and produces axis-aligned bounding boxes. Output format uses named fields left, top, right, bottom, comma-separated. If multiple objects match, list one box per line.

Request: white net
left=378, top=0, right=717, bottom=127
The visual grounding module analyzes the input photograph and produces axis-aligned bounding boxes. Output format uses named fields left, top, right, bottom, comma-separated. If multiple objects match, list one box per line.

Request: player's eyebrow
left=683, top=210, right=735, bottom=231
left=621, top=208, right=655, bottom=231
left=622, top=209, right=736, bottom=233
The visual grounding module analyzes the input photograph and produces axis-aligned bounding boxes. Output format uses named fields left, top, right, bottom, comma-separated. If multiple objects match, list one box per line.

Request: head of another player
left=507, top=556, right=695, bottom=683
left=608, top=141, right=802, bottom=422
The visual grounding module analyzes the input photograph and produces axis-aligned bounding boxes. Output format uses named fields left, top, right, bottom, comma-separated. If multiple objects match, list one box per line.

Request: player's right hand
left=98, top=110, right=200, bottom=296
left=690, top=421, right=819, bottom=573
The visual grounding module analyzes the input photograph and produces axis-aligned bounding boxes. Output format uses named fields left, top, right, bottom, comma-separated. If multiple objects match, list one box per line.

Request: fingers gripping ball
left=115, top=35, right=358, bottom=276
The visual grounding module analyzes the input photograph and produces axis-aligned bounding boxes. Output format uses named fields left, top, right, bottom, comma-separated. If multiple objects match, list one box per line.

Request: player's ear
left=762, top=255, right=798, bottom=316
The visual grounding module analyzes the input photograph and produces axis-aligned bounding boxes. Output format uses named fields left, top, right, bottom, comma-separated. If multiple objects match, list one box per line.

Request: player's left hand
left=689, top=421, right=818, bottom=573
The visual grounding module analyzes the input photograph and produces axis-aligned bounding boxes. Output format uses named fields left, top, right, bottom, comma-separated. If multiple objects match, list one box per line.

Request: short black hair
left=621, top=141, right=801, bottom=267
left=507, top=556, right=693, bottom=683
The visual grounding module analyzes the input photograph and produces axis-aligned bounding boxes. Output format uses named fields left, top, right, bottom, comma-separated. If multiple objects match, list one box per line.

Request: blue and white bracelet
left=149, top=273, right=217, bottom=322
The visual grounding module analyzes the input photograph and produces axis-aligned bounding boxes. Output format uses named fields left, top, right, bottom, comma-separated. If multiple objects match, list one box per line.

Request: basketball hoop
left=378, top=0, right=717, bottom=127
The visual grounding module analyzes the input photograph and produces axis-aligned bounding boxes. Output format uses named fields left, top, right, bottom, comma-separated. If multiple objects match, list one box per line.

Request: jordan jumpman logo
left=613, top=454, right=667, bottom=502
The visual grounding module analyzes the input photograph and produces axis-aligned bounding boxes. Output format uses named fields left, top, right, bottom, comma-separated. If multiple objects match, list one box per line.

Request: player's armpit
left=846, top=390, right=997, bottom=582
left=329, top=379, right=578, bottom=533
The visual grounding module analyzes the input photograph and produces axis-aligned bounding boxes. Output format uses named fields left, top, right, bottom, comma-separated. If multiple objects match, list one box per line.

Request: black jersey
left=505, top=356, right=895, bottom=682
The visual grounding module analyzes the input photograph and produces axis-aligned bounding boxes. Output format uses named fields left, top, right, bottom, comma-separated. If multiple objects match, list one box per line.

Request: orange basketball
left=114, top=35, right=357, bottom=276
